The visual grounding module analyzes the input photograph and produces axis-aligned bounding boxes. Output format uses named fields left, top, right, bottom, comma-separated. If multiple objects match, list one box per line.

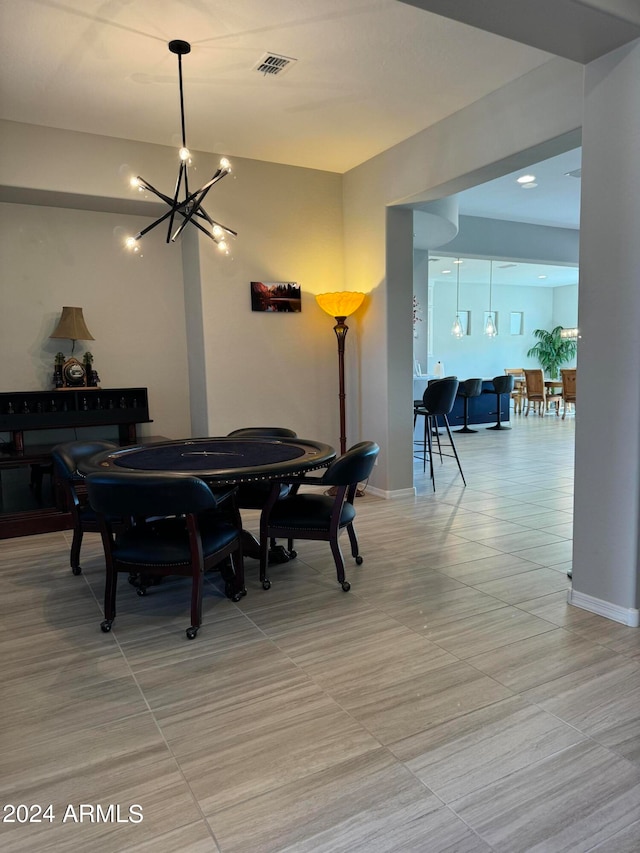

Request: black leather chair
left=51, top=439, right=118, bottom=575
left=227, top=427, right=298, bottom=563
left=455, top=378, right=483, bottom=433
left=488, top=375, right=515, bottom=430
left=258, top=441, right=380, bottom=592
left=414, top=378, right=466, bottom=490
left=86, top=472, right=245, bottom=640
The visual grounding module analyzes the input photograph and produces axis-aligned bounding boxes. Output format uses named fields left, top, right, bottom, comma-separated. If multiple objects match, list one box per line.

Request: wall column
left=570, top=39, right=640, bottom=625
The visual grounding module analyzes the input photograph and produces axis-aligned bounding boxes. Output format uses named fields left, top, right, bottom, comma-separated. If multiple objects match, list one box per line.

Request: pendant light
left=451, top=258, right=464, bottom=337
left=485, top=260, right=497, bottom=337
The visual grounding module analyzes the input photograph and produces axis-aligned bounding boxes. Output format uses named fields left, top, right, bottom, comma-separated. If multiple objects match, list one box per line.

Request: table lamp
left=49, top=307, right=97, bottom=388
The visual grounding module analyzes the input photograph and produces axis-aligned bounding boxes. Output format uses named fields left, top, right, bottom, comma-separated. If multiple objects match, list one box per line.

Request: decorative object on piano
left=49, top=307, right=98, bottom=389
left=124, top=40, right=236, bottom=254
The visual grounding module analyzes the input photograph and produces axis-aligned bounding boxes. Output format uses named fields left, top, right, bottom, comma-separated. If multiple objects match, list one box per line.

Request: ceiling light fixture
left=125, top=40, right=237, bottom=254
left=451, top=258, right=464, bottom=338
left=484, top=260, right=497, bottom=337
left=517, top=174, right=536, bottom=184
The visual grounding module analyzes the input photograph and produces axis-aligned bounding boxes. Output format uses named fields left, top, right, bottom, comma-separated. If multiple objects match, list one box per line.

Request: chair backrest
left=51, top=440, right=118, bottom=481
left=492, top=374, right=515, bottom=394
left=422, top=378, right=459, bottom=415
left=561, top=368, right=577, bottom=401
left=504, top=368, right=524, bottom=377
left=86, top=471, right=221, bottom=519
left=460, top=378, right=483, bottom=397
left=524, top=369, right=545, bottom=398
left=228, top=427, right=297, bottom=438
left=322, top=441, right=380, bottom=487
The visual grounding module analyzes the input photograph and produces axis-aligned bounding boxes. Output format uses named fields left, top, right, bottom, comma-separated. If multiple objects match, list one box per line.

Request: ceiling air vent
left=253, top=53, right=297, bottom=77
left=565, top=168, right=582, bottom=178
left=498, top=263, right=517, bottom=269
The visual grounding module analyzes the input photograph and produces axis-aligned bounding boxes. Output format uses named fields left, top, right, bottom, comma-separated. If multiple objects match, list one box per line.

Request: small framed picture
left=510, top=311, right=524, bottom=335
left=251, top=282, right=301, bottom=312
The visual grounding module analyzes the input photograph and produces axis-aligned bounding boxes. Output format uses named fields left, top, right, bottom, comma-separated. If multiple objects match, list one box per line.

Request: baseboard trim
left=365, top=485, right=416, bottom=500
left=567, top=588, right=640, bottom=627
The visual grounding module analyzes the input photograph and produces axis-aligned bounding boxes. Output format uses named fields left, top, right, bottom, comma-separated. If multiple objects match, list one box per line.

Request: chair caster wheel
left=100, top=620, right=112, bottom=633
left=71, top=566, right=82, bottom=576
left=341, top=581, right=351, bottom=592
left=136, top=587, right=148, bottom=596
left=186, top=626, right=199, bottom=640
left=289, top=549, right=297, bottom=559
left=355, top=555, right=363, bottom=565
left=230, top=588, right=246, bottom=602
left=262, top=579, right=271, bottom=590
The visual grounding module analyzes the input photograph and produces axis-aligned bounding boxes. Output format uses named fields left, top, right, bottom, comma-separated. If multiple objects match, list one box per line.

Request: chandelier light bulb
left=130, top=176, right=141, bottom=189
left=485, top=314, right=497, bottom=337
left=179, top=147, right=190, bottom=162
left=125, top=236, right=137, bottom=250
left=217, top=240, right=228, bottom=253
left=220, top=157, right=231, bottom=171
left=451, top=315, right=464, bottom=338
left=212, top=225, right=224, bottom=239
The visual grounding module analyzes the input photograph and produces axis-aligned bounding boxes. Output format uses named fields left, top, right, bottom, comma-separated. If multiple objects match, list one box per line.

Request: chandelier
left=126, top=40, right=237, bottom=253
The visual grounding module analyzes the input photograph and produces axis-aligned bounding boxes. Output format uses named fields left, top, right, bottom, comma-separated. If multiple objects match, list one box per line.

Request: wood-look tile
left=123, top=822, right=219, bottom=853
left=376, top=586, right=508, bottom=635
left=156, top=681, right=381, bottom=814
left=327, top=659, right=512, bottom=744
left=0, top=745, right=203, bottom=853
left=285, top=624, right=457, bottom=693
left=390, top=695, right=586, bottom=802
left=451, top=741, right=640, bottom=852
left=587, top=821, right=640, bottom=851
left=466, top=628, right=619, bottom=692
left=207, top=749, right=492, bottom=853
left=516, top=590, right=601, bottom=627
left=522, top=657, right=640, bottom=764
left=477, top=528, right=566, bottom=554
left=513, top=509, right=572, bottom=529
left=473, top=567, right=570, bottom=604
left=509, top=538, right=574, bottom=566
left=424, top=605, right=557, bottom=658
left=434, top=551, right=541, bottom=584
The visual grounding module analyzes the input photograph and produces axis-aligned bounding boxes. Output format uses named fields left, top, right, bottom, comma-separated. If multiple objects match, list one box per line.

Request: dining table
left=78, top=435, right=336, bottom=560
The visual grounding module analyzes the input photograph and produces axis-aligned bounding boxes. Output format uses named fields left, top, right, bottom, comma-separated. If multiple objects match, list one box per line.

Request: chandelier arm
left=135, top=208, right=178, bottom=240
left=166, top=163, right=188, bottom=243
left=172, top=213, right=217, bottom=243
left=194, top=210, right=238, bottom=237
left=136, top=177, right=175, bottom=207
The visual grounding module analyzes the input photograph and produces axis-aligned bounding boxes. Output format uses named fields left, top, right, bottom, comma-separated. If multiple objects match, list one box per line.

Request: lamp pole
left=333, top=315, right=349, bottom=455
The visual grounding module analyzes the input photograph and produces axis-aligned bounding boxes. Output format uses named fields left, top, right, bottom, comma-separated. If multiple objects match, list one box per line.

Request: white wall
left=0, top=122, right=345, bottom=449
left=0, top=202, right=191, bottom=442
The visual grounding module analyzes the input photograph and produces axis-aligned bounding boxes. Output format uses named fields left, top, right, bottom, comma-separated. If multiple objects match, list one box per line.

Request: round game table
left=79, top=436, right=336, bottom=563
left=78, top=436, right=336, bottom=482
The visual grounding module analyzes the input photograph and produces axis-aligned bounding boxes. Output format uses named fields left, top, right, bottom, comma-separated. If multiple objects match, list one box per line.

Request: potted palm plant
left=527, top=326, right=577, bottom=379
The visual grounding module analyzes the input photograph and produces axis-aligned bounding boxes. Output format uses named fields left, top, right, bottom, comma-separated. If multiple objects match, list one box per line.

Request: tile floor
left=1, top=415, right=639, bottom=852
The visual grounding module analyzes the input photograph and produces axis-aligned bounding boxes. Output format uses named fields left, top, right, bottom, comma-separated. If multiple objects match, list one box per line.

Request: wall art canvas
left=251, top=282, right=301, bottom=312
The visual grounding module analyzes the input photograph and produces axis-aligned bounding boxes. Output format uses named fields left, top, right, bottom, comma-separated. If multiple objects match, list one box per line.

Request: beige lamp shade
left=316, top=291, right=365, bottom=319
left=50, top=307, right=95, bottom=342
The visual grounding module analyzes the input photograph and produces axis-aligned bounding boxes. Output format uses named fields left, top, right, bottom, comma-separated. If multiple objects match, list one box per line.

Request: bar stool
left=455, top=378, right=483, bottom=433
left=414, top=378, right=466, bottom=491
left=488, top=375, right=514, bottom=430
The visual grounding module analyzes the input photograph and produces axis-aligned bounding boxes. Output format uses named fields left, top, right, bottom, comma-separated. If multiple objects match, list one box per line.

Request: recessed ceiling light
left=453, top=259, right=463, bottom=264
left=441, top=269, right=452, bottom=274
left=521, top=182, right=538, bottom=189
left=538, top=275, right=547, bottom=279
left=517, top=174, right=536, bottom=184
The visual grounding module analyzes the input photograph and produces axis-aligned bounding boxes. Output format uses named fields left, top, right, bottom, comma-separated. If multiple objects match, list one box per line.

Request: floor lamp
left=316, top=291, right=365, bottom=460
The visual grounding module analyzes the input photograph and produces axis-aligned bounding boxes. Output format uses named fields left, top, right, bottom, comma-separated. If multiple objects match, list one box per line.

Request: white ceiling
left=0, top=0, right=555, bottom=174
left=0, top=1, right=633, bottom=229
left=428, top=255, right=579, bottom=289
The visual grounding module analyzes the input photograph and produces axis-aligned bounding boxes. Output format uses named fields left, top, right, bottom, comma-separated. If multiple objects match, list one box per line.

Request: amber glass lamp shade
left=316, top=292, right=365, bottom=319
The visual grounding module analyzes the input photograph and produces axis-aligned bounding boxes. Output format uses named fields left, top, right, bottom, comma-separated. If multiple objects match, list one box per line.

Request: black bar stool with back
left=414, top=377, right=466, bottom=491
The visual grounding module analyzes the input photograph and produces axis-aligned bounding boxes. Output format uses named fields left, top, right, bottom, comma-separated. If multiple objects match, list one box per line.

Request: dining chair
left=51, top=439, right=118, bottom=575
left=414, top=378, right=465, bottom=490
left=524, top=368, right=561, bottom=416
left=86, top=471, right=245, bottom=639
left=504, top=368, right=525, bottom=413
left=258, top=441, right=380, bottom=592
left=227, top=427, right=298, bottom=563
left=561, top=368, right=577, bottom=419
